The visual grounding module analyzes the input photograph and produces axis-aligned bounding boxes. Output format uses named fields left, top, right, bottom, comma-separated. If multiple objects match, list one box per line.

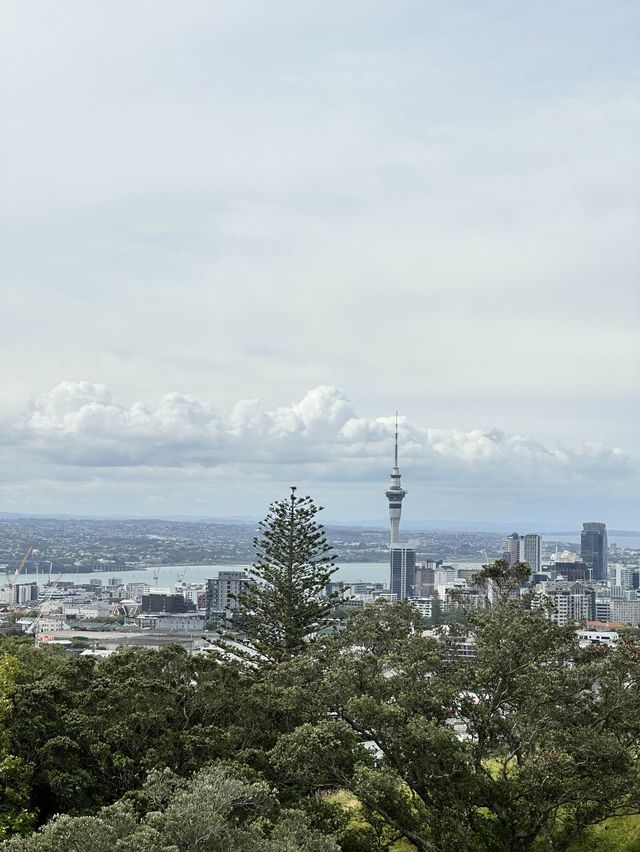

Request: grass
left=328, top=790, right=416, bottom=850
left=567, top=814, right=640, bottom=851
left=330, top=789, right=640, bottom=851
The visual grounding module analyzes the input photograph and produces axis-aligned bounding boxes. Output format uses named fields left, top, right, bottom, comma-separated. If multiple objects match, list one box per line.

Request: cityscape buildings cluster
left=0, top=428, right=637, bottom=649
left=379, top=430, right=633, bottom=632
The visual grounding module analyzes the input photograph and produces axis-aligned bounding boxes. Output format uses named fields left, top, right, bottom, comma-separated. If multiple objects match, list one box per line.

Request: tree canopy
left=2, top=559, right=640, bottom=851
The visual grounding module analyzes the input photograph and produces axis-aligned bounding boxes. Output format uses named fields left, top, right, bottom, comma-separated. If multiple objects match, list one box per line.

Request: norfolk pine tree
left=237, top=487, right=340, bottom=662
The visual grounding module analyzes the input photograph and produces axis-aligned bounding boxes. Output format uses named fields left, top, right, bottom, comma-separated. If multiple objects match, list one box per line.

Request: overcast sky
left=1, top=1, right=639, bottom=528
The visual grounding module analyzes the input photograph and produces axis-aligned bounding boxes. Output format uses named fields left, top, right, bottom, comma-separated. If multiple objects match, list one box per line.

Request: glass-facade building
left=390, top=546, right=416, bottom=600
left=580, top=522, right=608, bottom=582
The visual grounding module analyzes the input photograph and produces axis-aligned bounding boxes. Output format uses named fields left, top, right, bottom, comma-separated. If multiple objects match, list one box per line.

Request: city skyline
left=2, top=5, right=640, bottom=849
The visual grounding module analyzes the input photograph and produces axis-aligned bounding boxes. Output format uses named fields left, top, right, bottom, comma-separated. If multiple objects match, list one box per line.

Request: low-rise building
left=577, top=628, right=619, bottom=648
left=135, top=613, right=206, bottom=632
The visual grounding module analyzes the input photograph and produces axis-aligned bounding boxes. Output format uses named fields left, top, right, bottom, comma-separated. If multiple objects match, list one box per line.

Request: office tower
left=390, top=545, right=417, bottom=601
left=581, top=522, right=608, bottom=582
left=504, top=532, right=521, bottom=566
left=521, top=534, right=541, bottom=573
left=414, top=563, right=435, bottom=597
left=385, top=414, right=406, bottom=545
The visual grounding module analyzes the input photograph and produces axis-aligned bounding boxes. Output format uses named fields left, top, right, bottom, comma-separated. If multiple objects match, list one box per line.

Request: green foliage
left=0, top=763, right=339, bottom=852
left=472, top=558, right=531, bottom=603
left=268, top=593, right=640, bottom=851
left=569, top=813, right=640, bottom=851
left=236, top=487, right=339, bottom=662
left=1, top=640, right=251, bottom=822
left=0, top=652, right=35, bottom=839
left=4, top=557, right=640, bottom=852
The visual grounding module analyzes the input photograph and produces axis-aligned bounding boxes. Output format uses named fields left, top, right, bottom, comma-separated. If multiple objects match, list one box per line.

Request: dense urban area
left=1, top=514, right=639, bottom=641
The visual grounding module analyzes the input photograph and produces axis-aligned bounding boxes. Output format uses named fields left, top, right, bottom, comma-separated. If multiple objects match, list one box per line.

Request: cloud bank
left=13, top=382, right=635, bottom=489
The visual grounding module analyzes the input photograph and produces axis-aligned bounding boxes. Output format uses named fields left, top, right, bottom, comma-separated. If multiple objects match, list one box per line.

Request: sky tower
left=385, top=413, right=407, bottom=544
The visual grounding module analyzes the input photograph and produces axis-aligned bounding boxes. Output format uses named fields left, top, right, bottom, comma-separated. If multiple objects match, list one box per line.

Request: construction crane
left=5, top=546, right=33, bottom=609
left=152, top=567, right=161, bottom=587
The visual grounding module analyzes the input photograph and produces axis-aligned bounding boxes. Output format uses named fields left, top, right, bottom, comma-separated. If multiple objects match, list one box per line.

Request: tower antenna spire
left=394, top=411, right=399, bottom=469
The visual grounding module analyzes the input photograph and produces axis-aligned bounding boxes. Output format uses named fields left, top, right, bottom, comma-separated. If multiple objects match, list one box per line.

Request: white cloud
left=13, top=383, right=636, bottom=490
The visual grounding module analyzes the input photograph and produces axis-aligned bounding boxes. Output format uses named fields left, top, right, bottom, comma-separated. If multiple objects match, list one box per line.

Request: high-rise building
left=581, top=522, right=608, bottom=582
left=521, top=534, right=541, bottom=573
left=13, top=582, right=38, bottom=606
left=534, top=581, right=595, bottom=627
left=206, top=570, right=247, bottom=617
left=503, top=532, right=521, bottom=566
left=414, top=563, right=436, bottom=597
left=385, top=414, right=406, bottom=546
left=390, top=545, right=417, bottom=601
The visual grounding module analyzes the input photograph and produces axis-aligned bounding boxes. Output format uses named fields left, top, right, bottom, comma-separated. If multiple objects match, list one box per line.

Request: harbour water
left=27, top=560, right=487, bottom=590
left=19, top=532, right=640, bottom=590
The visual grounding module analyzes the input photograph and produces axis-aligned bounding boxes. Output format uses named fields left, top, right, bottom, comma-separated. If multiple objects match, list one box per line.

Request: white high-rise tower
left=385, top=413, right=407, bottom=545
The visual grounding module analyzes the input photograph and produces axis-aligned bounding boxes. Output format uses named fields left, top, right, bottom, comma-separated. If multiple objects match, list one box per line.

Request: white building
left=610, top=600, right=640, bottom=627
left=608, top=564, right=633, bottom=591
left=521, top=534, right=541, bottom=573
left=533, top=582, right=595, bottom=627
left=135, top=613, right=206, bottom=632
left=577, top=629, right=619, bottom=648
left=206, top=571, right=247, bottom=617
left=410, top=597, right=434, bottom=619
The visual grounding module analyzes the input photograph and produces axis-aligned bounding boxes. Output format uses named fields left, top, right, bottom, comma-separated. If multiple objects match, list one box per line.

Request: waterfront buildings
left=141, top=592, right=194, bottom=614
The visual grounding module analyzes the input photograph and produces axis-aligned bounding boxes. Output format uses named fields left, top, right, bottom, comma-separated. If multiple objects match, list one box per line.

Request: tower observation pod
left=385, top=413, right=407, bottom=545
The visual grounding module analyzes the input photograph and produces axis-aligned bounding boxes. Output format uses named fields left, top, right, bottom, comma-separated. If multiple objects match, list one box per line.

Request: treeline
left=2, top=493, right=640, bottom=851
left=4, top=600, right=640, bottom=850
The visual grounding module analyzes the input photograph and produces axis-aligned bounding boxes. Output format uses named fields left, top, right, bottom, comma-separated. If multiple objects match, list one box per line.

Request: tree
left=473, top=558, right=530, bottom=605
left=268, top=592, right=640, bottom=851
left=0, top=764, right=339, bottom=852
left=2, top=640, right=247, bottom=822
left=235, top=488, right=339, bottom=662
left=0, top=652, right=34, bottom=839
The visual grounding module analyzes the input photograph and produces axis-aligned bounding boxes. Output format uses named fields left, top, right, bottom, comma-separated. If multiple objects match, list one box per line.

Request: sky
left=1, top=1, right=639, bottom=528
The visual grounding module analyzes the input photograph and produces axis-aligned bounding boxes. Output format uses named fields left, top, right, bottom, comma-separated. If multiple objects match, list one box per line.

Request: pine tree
left=237, top=488, right=339, bottom=662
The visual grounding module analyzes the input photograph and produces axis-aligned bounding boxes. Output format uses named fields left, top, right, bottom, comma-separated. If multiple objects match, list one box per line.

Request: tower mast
left=394, top=412, right=399, bottom=468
